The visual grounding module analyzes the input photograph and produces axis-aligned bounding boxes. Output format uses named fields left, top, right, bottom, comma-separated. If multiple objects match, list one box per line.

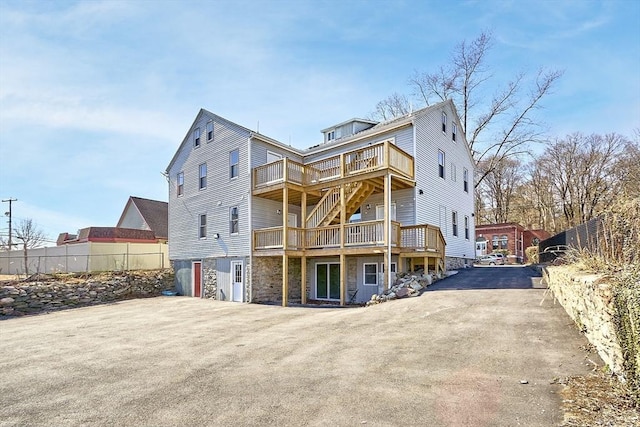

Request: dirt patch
left=559, top=371, right=639, bottom=426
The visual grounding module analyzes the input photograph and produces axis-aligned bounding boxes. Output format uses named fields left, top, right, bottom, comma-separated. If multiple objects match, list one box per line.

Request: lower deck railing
left=254, top=221, right=440, bottom=252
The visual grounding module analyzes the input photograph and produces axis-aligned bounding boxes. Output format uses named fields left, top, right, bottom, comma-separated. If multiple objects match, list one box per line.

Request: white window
left=465, top=216, right=470, bottom=240
left=194, top=127, right=201, bottom=147
left=364, top=263, right=378, bottom=286
left=451, top=163, right=457, bottom=182
left=266, top=151, right=282, bottom=163
left=438, top=150, right=445, bottom=179
left=199, top=163, right=207, bottom=190
left=500, top=235, right=508, bottom=250
left=375, top=203, right=397, bottom=221
left=230, top=206, right=239, bottom=234
left=199, top=214, right=206, bottom=239
left=452, top=211, right=458, bottom=237
left=463, top=168, right=469, bottom=193
left=206, top=121, right=213, bottom=141
left=230, top=149, right=239, bottom=179
left=327, top=130, right=335, bottom=141
left=452, top=122, right=457, bottom=142
left=380, top=262, right=397, bottom=273
left=492, top=235, right=499, bottom=250
left=441, top=112, right=447, bottom=133
left=177, top=172, right=184, bottom=196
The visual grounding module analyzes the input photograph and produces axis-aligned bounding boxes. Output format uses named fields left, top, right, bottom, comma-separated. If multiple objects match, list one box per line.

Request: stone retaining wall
left=544, top=266, right=624, bottom=375
left=0, top=270, right=174, bottom=317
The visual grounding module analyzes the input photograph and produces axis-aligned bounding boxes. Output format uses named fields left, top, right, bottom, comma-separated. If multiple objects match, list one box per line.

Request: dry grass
left=560, top=371, right=639, bottom=426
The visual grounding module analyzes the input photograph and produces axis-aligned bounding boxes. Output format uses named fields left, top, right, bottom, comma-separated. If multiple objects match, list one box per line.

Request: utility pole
left=2, top=198, right=17, bottom=251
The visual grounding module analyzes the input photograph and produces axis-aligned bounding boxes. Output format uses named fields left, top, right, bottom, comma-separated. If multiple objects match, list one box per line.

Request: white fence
left=0, top=242, right=169, bottom=275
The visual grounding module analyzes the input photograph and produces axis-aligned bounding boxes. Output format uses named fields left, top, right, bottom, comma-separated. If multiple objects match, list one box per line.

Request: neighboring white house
left=166, top=99, right=475, bottom=305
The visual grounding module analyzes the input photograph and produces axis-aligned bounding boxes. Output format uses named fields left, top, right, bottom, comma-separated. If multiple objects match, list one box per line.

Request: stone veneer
left=0, top=270, right=174, bottom=317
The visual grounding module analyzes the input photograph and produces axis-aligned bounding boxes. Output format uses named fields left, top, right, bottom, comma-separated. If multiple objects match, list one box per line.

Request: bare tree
left=477, top=157, right=522, bottom=223
left=13, top=219, right=47, bottom=276
left=369, top=92, right=411, bottom=121
left=371, top=31, right=563, bottom=188
left=534, top=133, right=627, bottom=229
left=614, top=130, right=640, bottom=199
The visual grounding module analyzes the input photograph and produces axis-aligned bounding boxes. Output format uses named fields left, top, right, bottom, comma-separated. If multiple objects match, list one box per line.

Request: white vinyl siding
left=413, top=102, right=475, bottom=260
left=167, top=112, right=251, bottom=260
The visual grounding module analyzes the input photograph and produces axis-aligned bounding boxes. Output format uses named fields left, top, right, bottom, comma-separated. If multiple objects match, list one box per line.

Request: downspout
left=387, top=172, right=411, bottom=288
left=248, top=136, right=253, bottom=304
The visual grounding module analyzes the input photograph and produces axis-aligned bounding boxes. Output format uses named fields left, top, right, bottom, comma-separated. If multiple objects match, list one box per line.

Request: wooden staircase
left=306, top=182, right=375, bottom=228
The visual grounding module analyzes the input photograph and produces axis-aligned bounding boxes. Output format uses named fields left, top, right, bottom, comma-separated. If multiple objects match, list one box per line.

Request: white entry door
left=231, top=261, right=243, bottom=302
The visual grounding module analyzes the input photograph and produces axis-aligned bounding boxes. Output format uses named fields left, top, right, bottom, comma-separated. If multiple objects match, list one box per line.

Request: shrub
left=525, top=246, right=539, bottom=264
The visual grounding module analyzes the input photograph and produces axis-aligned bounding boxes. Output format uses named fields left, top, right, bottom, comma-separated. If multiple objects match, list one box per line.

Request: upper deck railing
left=252, top=140, right=414, bottom=189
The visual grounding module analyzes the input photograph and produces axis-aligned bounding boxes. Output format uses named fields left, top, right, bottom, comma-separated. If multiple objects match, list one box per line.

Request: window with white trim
left=230, top=149, right=239, bottom=179
left=206, top=121, right=213, bottom=141
left=199, top=214, right=206, bottom=239
left=380, top=262, right=397, bottom=273
left=364, top=263, right=378, bottom=286
left=452, top=122, right=457, bottom=142
left=452, top=211, right=458, bottom=237
left=438, top=150, right=445, bottom=179
left=463, top=168, right=469, bottom=193
left=500, top=235, right=508, bottom=249
left=465, top=216, right=469, bottom=240
left=492, top=235, right=499, bottom=250
left=441, top=112, right=447, bottom=133
left=199, top=163, right=207, bottom=190
left=229, top=206, right=239, bottom=234
left=327, top=130, right=335, bottom=142
left=177, top=172, right=184, bottom=196
left=194, top=127, right=201, bottom=147
left=375, top=203, right=397, bottom=221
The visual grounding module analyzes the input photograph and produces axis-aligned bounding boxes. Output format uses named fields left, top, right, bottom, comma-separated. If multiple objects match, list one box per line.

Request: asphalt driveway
left=0, top=266, right=597, bottom=426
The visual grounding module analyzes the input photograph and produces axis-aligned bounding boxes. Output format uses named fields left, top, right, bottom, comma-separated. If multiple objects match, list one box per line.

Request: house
left=57, top=196, right=168, bottom=245
left=117, top=196, right=168, bottom=242
left=166, top=99, right=475, bottom=305
left=475, top=222, right=550, bottom=263
left=56, top=227, right=158, bottom=245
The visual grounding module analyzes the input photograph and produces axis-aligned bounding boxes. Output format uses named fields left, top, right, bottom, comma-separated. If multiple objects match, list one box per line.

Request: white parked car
left=476, top=254, right=505, bottom=265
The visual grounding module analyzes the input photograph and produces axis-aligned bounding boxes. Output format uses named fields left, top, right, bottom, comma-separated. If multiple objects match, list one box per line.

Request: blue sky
left=1, top=0, right=639, bottom=243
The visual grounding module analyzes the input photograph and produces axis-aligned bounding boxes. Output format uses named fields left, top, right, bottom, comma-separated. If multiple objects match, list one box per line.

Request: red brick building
left=475, top=223, right=550, bottom=263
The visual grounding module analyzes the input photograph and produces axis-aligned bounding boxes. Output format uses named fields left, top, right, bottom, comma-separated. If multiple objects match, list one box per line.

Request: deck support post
left=301, top=256, right=307, bottom=305
left=340, top=252, right=346, bottom=306
left=282, top=253, right=288, bottom=307
left=383, top=174, right=390, bottom=292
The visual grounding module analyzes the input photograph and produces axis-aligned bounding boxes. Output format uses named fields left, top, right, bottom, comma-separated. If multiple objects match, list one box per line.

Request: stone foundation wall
left=544, top=266, right=624, bottom=375
left=0, top=270, right=174, bottom=317
left=202, top=258, right=217, bottom=299
left=251, top=257, right=302, bottom=303
left=445, top=256, right=471, bottom=270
